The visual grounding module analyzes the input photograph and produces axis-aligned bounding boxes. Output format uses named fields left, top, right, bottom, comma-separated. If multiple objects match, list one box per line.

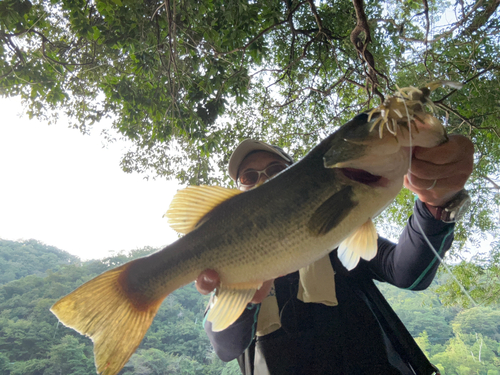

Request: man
left=197, top=135, right=474, bottom=374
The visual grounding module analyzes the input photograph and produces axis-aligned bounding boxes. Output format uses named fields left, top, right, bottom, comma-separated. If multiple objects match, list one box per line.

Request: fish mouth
left=341, top=168, right=388, bottom=187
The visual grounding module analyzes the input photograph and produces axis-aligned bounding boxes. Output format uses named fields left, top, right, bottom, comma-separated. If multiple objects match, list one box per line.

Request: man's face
left=237, top=151, right=290, bottom=191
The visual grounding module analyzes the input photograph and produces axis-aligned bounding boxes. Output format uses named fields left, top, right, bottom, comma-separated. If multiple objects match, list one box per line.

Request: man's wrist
left=424, top=202, right=444, bottom=220
left=423, top=190, right=470, bottom=223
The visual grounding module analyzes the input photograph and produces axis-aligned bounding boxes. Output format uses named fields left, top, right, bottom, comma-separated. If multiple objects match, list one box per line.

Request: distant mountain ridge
left=0, top=239, right=80, bottom=284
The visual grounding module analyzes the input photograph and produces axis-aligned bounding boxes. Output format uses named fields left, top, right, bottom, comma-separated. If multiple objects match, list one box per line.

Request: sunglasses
left=237, top=162, right=289, bottom=187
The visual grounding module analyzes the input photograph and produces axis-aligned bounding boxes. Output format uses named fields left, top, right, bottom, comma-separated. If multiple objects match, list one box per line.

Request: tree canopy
left=1, top=0, right=499, bottom=304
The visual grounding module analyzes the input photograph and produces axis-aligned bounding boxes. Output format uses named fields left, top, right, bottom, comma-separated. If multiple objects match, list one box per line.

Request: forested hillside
left=0, top=239, right=499, bottom=374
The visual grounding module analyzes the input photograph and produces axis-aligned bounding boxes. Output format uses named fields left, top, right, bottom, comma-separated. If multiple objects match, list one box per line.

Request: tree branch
left=464, top=0, right=500, bottom=34
left=374, top=0, right=492, bottom=44
left=481, top=175, right=500, bottom=190
left=211, top=18, right=290, bottom=57
left=434, top=65, right=499, bottom=104
left=350, top=0, right=387, bottom=102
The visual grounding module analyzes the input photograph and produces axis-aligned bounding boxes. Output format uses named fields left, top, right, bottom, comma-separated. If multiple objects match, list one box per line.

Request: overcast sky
left=0, top=96, right=181, bottom=260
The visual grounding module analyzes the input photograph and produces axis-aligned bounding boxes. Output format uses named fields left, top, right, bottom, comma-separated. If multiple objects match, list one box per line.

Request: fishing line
left=400, top=90, right=478, bottom=308
left=413, top=215, right=478, bottom=307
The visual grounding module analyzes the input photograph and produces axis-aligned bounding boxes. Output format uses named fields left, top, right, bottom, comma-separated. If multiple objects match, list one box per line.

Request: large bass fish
left=51, top=86, right=448, bottom=375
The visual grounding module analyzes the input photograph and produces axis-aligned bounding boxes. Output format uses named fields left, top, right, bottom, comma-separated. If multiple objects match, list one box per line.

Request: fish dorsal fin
left=207, top=282, right=262, bottom=331
left=308, top=186, right=357, bottom=236
left=337, top=218, right=378, bottom=270
left=165, top=185, right=242, bottom=234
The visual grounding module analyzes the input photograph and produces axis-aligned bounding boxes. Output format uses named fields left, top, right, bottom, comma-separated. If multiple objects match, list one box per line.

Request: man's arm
left=204, top=303, right=259, bottom=362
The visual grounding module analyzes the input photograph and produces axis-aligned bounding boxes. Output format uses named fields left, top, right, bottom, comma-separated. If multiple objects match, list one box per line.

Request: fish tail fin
left=51, top=260, right=164, bottom=375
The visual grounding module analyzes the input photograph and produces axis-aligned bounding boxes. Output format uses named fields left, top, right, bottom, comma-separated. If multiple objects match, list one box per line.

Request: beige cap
left=228, top=139, right=294, bottom=181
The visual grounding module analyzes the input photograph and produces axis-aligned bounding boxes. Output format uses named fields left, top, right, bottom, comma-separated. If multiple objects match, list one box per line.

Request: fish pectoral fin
left=337, top=218, right=378, bottom=271
left=165, top=185, right=242, bottom=234
left=207, top=282, right=261, bottom=332
left=308, top=186, right=358, bottom=236
left=50, top=261, right=164, bottom=375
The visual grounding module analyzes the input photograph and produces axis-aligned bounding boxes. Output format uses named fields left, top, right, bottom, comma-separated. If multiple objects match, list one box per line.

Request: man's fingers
left=405, top=134, right=474, bottom=206
left=404, top=175, right=467, bottom=206
left=405, top=173, right=469, bottom=193
left=408, top=159, right=457, bottom=180
left=413, top=134, right=473, bottom=165
left=413, top=141, right=457, bottom=164
left=195, top=269, right=273, bottom=305
left=251, top=279, right=274, bottom=304
left=410, top=135, right=473, bottom=181
left=195, top=269, right=220, bottom=295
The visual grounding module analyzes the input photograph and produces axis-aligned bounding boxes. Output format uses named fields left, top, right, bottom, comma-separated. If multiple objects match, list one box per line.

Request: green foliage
left=430, top=333, right=500, bottom=375
left=452, top=307, right=500, bottom=341
left=437, top=242, right=500, bottom=308
left=122, top=348, right=209, bottom=375
left=0, top=352, right=11, bottom=374
left=380, top=281, right=500, bottom=374
left=221, top=360, right=243, bottom=375
left=1, top=0, right=498, bottom=182
left=414, top=330, right=432, bottom=357
left=378, top=281, right=456, bottom=345
left=44, top=335, right=95, bottom=375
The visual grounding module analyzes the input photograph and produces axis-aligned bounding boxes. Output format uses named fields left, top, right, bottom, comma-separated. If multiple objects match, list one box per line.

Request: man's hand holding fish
left=405, top=134, right=474, bottom=206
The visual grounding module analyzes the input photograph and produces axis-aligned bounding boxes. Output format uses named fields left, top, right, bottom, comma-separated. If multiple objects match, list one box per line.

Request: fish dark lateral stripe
left=307, top=186, right=358, bottom=236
